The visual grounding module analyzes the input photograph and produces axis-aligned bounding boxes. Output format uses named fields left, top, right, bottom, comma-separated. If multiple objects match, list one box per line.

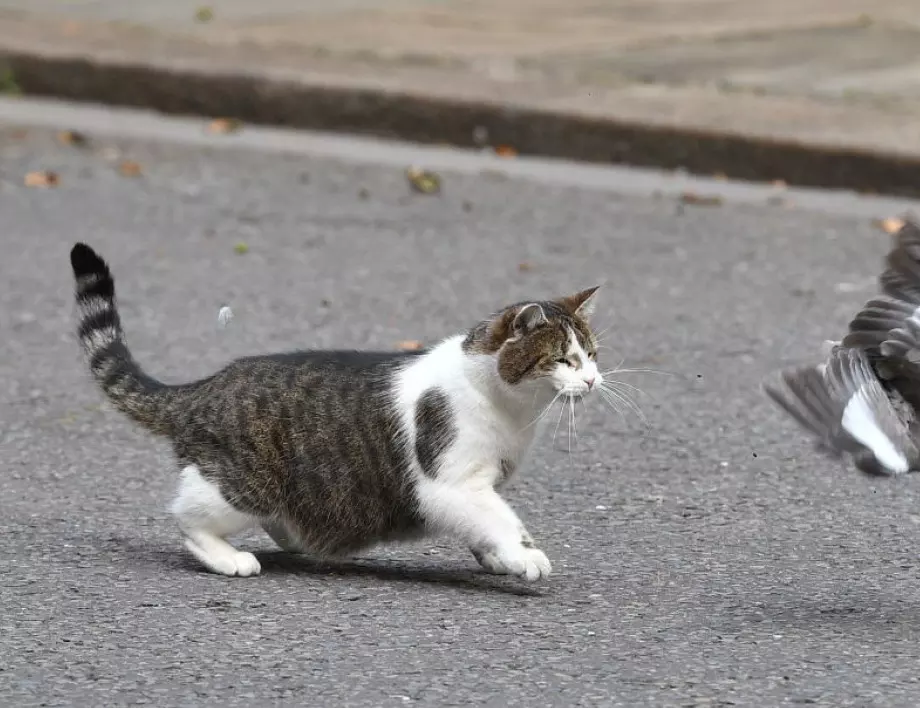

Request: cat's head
left=463, top=287, right=602, bottom=400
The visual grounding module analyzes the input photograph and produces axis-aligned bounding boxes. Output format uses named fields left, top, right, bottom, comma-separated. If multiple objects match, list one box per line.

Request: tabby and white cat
left=70, top=243, right=602, bottom=582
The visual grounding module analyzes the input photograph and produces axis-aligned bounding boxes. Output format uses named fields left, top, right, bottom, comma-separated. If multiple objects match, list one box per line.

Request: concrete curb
left=3, top=48, right=920, bottom=198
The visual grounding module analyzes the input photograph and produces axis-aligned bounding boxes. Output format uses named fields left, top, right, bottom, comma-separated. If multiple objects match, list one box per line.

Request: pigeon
left=763, top=217, right=920, bottom=477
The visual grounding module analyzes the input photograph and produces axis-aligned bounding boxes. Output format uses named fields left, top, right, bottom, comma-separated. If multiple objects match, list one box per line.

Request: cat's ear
left=561, top=286, right=599, bottom=319
left=512, top=303, right=547, bottom=336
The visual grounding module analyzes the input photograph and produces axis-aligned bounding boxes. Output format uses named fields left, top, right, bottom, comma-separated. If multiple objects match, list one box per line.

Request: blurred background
left=0, top=0, right=918, bottom=195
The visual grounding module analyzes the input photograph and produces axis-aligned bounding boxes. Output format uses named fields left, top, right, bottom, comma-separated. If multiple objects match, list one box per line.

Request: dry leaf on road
left=518, top=262, right=535, bottom=272
left=874, top=216, right=905, bottom=234
left=207, top=118, right=242, bottom=134
left=57, top=130, right=89, bottom=147
left=680, top=192, right=723, bottom=207
left=24, top=171, right=59, bottom=187
left=397, top=340, right=423, bottom=351
left=494, top=145, right=517, bottom=158
left=118, top=161, right=142, bottom=177
left=406, top=167, right=441, bottom=195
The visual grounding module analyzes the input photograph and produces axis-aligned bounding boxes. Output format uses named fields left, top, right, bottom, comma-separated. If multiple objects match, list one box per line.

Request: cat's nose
left=584, top=377, right=595, bottom=390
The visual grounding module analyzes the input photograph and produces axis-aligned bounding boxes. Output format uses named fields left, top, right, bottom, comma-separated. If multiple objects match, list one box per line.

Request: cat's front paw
left=472, top=545, right=551, bottom=582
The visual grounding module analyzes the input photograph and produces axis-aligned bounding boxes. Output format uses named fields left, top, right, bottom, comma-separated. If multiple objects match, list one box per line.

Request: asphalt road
left=3, top=100, right=920, bottom=708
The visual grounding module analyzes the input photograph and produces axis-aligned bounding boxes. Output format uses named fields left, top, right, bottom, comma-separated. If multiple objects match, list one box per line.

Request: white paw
left=474, top=546, right=551, bottom=582
left=518, top=548, right=551, bottom=581
left=184, top=539, right=261, bottom=577
left=474, top=549, right=513, bottom=575
left=232, top=551, right=262, bottom=577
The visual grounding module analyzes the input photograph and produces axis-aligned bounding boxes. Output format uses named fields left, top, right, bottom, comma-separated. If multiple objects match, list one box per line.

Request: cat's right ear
left=512, top=303, right=547, bottom=337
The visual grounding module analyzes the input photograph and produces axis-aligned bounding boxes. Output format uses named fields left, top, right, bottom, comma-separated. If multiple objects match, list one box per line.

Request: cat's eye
left=556, top=357, right=572, bottom=366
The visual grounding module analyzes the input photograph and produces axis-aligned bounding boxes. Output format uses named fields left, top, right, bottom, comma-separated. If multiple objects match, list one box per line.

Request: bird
left=762, top=216, right=920, bottom=477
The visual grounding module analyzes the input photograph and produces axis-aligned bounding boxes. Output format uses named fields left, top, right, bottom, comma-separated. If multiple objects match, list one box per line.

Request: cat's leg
left=468, top=501, right=547, bottom=579
left=418, top=478, right=551, bottom=581
left=261, top=519, right=304, bottom=554
left=170, top=464, right=262, bottom=577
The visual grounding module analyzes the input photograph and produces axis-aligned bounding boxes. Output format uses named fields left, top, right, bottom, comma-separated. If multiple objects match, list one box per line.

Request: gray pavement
left=4, top=99, right=920, bottom=707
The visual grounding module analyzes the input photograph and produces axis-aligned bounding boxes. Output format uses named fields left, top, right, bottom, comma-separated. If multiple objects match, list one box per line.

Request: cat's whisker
left=597, top=388, right=629, bottom=425
left=593, top=325, right=615, bottom=342
left=567, top=397, right=578, bottom=473
left=570, top=396, right=579, bottom=447
left=600, top=381, right=644, bottom=413
left=599, top=388, right=641, bottom=431
left=522, top=391, right=563, bottom=432
left=604, top=355, right=628, bottom=373
left=566, top=398, right=572, bottom=455
left=599, top=383, right=649, bottom=428
left=601, top=367, right=672, bottom=377
left=606, top=377, right=663, bottom=412
left=552, top=399, right=566, bottom=450
left=603, top=378, right=645, bottom=395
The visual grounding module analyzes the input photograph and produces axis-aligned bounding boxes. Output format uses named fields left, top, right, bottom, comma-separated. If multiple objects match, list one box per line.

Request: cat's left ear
left=561, top=286, right=600, bottom=319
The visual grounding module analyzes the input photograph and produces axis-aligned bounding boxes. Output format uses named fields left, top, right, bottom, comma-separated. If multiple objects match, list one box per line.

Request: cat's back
left=193, top=348, right=422, bottom=396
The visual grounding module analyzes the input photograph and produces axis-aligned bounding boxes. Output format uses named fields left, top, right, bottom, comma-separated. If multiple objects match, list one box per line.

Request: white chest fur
left=393, top=335, right=544, bottom=487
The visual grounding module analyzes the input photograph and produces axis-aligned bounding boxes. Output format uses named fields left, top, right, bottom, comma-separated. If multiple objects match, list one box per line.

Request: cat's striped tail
left=71, top=243, right=174, bottom=435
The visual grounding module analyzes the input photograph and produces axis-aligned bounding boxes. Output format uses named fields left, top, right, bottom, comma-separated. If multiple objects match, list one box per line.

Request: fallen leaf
left=397, top=340, right=423, bottom=351
left=57, top=130, right=89, bottom=147
left=406, top=166, right=441, bottom=195
left=680, top=192, right=723, bottom=207
left=518, top=262, right=535, bottom=272
left=875, top=216, right=905, bottom=234
left=771, top=179, right=788, bottom=189
left=234, top=242, right=249, bottom=255
left=118, top=160, right=142, bottom=177
left=24, top=170, right=59, bottom=187
left=207, top=118, right=242, bottom=134
left=494, top=145, right=517, bottom=158
left=195, top=6, right=214, bottom=22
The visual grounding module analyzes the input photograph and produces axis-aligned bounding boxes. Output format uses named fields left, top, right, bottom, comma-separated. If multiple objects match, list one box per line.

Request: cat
left=69, top=242, right=603, bottom=581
